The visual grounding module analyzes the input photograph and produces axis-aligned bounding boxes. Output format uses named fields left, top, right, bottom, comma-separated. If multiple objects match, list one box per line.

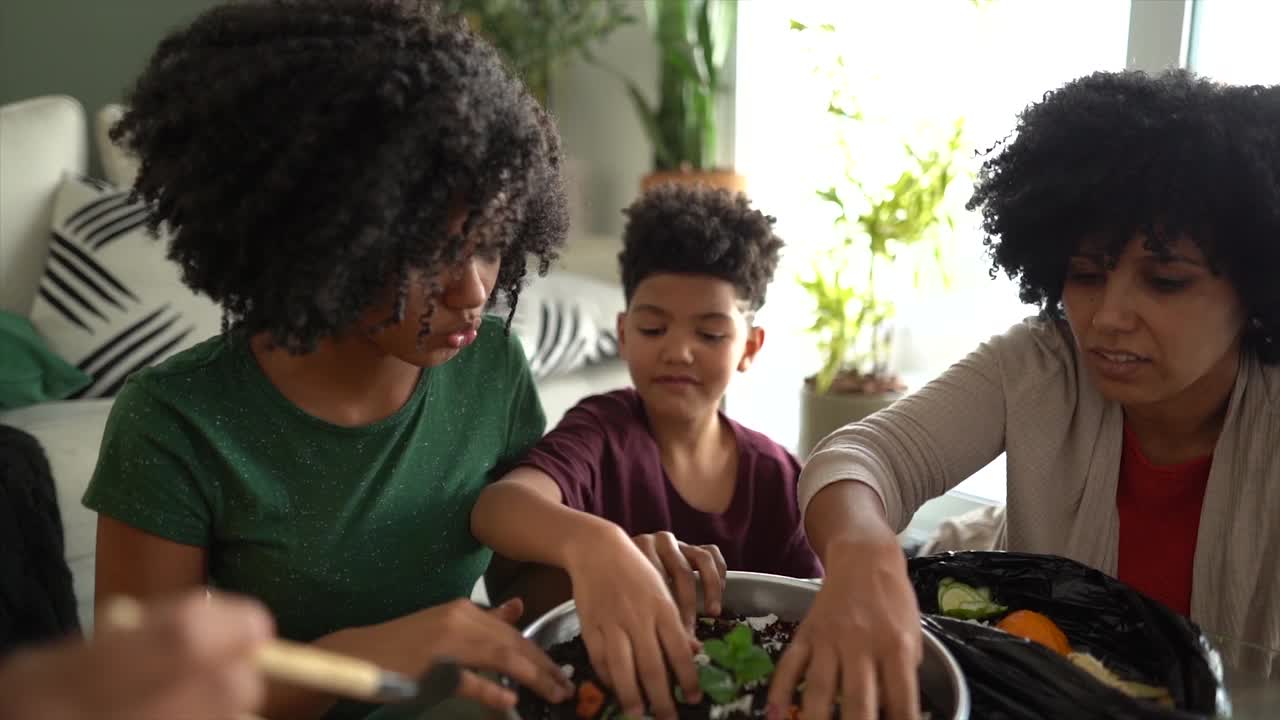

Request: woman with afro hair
left=81, top=1, right=575, bottom=718
left=767, top=70, right=1280, bottom=720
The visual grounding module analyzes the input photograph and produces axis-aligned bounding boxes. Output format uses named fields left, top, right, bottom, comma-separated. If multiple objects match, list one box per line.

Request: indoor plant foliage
left=794, top=21, right=966, bottom=397
left=622, top=0, right=739, bottom=180
left=443, top=0, right=635, bottom=104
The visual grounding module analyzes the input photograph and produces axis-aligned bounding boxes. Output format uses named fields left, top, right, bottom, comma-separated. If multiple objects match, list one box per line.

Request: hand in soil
left=565, top=525, right=705, bottom=720
left=766, top=537, right=923, bottom=720
left=631, top=532, right=728, bottom=630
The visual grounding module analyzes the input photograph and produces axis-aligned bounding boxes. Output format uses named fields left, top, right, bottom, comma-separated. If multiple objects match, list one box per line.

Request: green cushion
left=0, top=310, right=90, bottom=409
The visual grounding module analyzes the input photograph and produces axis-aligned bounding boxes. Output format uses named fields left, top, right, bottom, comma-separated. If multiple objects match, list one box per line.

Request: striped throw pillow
left=27, top=174, right=222, bottom=398
left=490, top=271, right=623, bottom=380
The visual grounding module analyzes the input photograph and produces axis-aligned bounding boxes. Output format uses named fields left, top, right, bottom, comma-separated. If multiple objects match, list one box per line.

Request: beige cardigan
left=799, top=318, right=1280, bottom=656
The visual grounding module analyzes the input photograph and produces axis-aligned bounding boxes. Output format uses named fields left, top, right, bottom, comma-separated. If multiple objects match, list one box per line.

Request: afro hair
left=619, top=183, right=784, bottom=312
left=111, top=0, right=568, bottom=352
left=968, top=69, right=1280, bottom=362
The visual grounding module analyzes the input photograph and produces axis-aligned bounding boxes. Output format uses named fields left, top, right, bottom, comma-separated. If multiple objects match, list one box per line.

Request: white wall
left=549, top=14, right=738, bottom=244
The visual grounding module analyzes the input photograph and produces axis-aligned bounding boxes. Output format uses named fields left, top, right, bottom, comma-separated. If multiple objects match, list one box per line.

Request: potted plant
left=793, top=26, right=965, bottom=455
left=615, top=0, right=742, bottom=192
left=443, top=0, right=636, bottom=106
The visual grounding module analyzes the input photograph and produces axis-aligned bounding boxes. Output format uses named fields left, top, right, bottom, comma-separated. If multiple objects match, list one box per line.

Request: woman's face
left=363, top=209, right=501, bottom=368
left=1061, top=232, right=1247, bottom=409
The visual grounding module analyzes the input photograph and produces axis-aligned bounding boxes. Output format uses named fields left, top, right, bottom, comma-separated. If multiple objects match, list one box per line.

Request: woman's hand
left=354, top=597, right=573, bottom=711
left=631, top=531, right=727, bottom=630
left=0, top=591, right=272, bottom=720
left=564, top=525, right=709, bottom=720
left=766, top=537, right=923, bottom=720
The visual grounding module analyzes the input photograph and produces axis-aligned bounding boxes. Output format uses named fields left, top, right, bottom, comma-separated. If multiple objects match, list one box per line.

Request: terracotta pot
left=640, top=167, right=747, bottom=193
left=798, top=384, right=902, bottom=459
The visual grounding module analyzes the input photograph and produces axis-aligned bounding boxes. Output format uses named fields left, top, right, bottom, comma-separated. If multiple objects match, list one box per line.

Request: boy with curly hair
left=472, top=183, right=820, bottom=720
left=81, top=1, right=575, bottom=718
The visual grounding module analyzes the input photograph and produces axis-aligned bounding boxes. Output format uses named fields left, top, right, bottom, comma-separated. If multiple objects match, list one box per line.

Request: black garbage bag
left=909, top=551, right=1228, bottom=720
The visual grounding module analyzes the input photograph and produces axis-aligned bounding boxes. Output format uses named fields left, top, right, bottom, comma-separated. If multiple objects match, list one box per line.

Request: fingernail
left=764, top=703, right=782, bottom=720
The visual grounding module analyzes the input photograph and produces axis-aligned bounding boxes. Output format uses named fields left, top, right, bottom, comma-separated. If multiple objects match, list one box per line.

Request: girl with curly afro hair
left=81, top=2, right=576, bottom=718
left=771, top=70, right=1280, bottom=719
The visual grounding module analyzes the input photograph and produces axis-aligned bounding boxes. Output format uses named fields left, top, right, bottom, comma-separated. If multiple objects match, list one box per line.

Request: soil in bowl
left=517, top=610, right=939, bottom=720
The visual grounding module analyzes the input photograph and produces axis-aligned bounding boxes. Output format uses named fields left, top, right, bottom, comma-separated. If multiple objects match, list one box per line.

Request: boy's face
left=618, top=273, right=764, bottom=423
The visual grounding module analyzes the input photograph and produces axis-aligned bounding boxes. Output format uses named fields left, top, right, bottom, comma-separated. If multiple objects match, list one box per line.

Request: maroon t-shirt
left=520, top=389, right=823, bottom=579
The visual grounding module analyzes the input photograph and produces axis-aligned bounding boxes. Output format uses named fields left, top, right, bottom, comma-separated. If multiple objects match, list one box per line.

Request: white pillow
left=27, top=174, right=223, bottom=398
left=493, top=271, right=623, bottom=380
left=95, top=104, right=139, bottom=189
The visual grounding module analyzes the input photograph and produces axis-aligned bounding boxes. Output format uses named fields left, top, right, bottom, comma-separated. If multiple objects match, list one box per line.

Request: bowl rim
left=519, top=570, right=972, bottom=720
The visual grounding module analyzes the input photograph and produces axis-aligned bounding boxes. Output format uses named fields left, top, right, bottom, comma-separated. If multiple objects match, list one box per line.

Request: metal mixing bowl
left=521, top=571, right=970, bottom=720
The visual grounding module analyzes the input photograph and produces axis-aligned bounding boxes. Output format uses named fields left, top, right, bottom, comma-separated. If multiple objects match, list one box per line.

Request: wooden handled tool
left=103, top=596, right=461, bottom=708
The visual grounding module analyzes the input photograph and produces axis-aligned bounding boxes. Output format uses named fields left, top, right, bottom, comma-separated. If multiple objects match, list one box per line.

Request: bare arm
left=95, top=515, right=568, bottom=720
left=799, top=331, right=1016, bottom=532
left=94, top=516, right=208, bottom=605
left=804, top=480, right=898, bottom=565
left=471, top=466, right=628, bottom=569
left=95, top=516, right=344, bottom=718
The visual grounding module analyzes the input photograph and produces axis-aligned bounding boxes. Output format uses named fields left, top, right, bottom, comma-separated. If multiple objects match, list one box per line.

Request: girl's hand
left=766, top=537, right=923, bottom=720
left=359, top=598, right=573, bottom=711
left=631, top=531, right=727, bottom=630
left=565, top=526, right=705, bottom=720
left=0, top=591, right=272, bottom=720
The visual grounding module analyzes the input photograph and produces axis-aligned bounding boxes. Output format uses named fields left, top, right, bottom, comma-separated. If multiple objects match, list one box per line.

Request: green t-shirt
left=83, top=314, right=543, bottom=650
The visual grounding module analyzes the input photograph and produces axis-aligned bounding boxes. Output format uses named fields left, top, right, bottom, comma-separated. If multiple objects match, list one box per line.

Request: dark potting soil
left=518, top=612, right=799, bottom=720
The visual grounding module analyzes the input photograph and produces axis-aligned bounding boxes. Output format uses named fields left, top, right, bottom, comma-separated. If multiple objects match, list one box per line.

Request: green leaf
left=698, top=664, right=738, bottom=705
left=733, top=645, right=775, bottom=685
left=702, top=638, right=733, bottom=668
left=724, top=623, right=755, bottom=651
left=790, top=19, right=807, bottom=31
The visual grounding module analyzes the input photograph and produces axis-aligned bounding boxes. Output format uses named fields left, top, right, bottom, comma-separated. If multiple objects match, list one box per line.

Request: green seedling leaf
left=698, top=664, right=738, bottom=705
left=703, top=638, right=733, bottom=668
left=733, top=645, right=775, bottom=685
left=724, top=623, right=755, bottom=650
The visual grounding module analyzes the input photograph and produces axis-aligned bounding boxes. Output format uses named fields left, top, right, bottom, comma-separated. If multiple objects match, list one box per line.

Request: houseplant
left=794, top=22, right=966, bottom=454
left=615, top=0, right=742, bottom=192
left=442, top=0, right=635, bottom=106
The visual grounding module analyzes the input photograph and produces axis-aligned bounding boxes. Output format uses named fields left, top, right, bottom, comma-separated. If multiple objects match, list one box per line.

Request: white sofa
left=0, top=95, right=631, bottom=629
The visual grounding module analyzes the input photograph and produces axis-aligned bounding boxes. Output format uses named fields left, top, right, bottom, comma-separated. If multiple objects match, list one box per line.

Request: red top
left=1116, top=423, right=1212, bottom=616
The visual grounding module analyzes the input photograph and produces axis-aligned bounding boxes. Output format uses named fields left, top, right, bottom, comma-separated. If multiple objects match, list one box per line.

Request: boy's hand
left=564, top=525, right=704, bottom=720
left=631, top=532, right=727, bottom=630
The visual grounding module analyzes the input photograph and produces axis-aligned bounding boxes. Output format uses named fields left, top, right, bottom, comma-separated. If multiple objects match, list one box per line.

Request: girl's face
left=618, top=273, right=763, bottom=424
left=364, top=210, right=501, bottom=368
left=1061, top=233, right=1247, bottom=411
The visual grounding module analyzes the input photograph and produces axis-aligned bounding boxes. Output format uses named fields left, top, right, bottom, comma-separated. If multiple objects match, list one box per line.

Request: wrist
left=559, top=517, right=630, bottom=573
left=821, top=527, right=900, bottom=567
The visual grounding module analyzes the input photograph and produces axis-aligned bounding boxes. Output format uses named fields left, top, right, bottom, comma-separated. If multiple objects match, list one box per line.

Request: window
left=1189, top=0, right=1280, bottom=84
left=729, top=0, right=1130, bottom=473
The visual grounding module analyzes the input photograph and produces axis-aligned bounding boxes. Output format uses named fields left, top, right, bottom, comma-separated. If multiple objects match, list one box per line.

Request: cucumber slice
left=937, top=578, right=1007, bottom=620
